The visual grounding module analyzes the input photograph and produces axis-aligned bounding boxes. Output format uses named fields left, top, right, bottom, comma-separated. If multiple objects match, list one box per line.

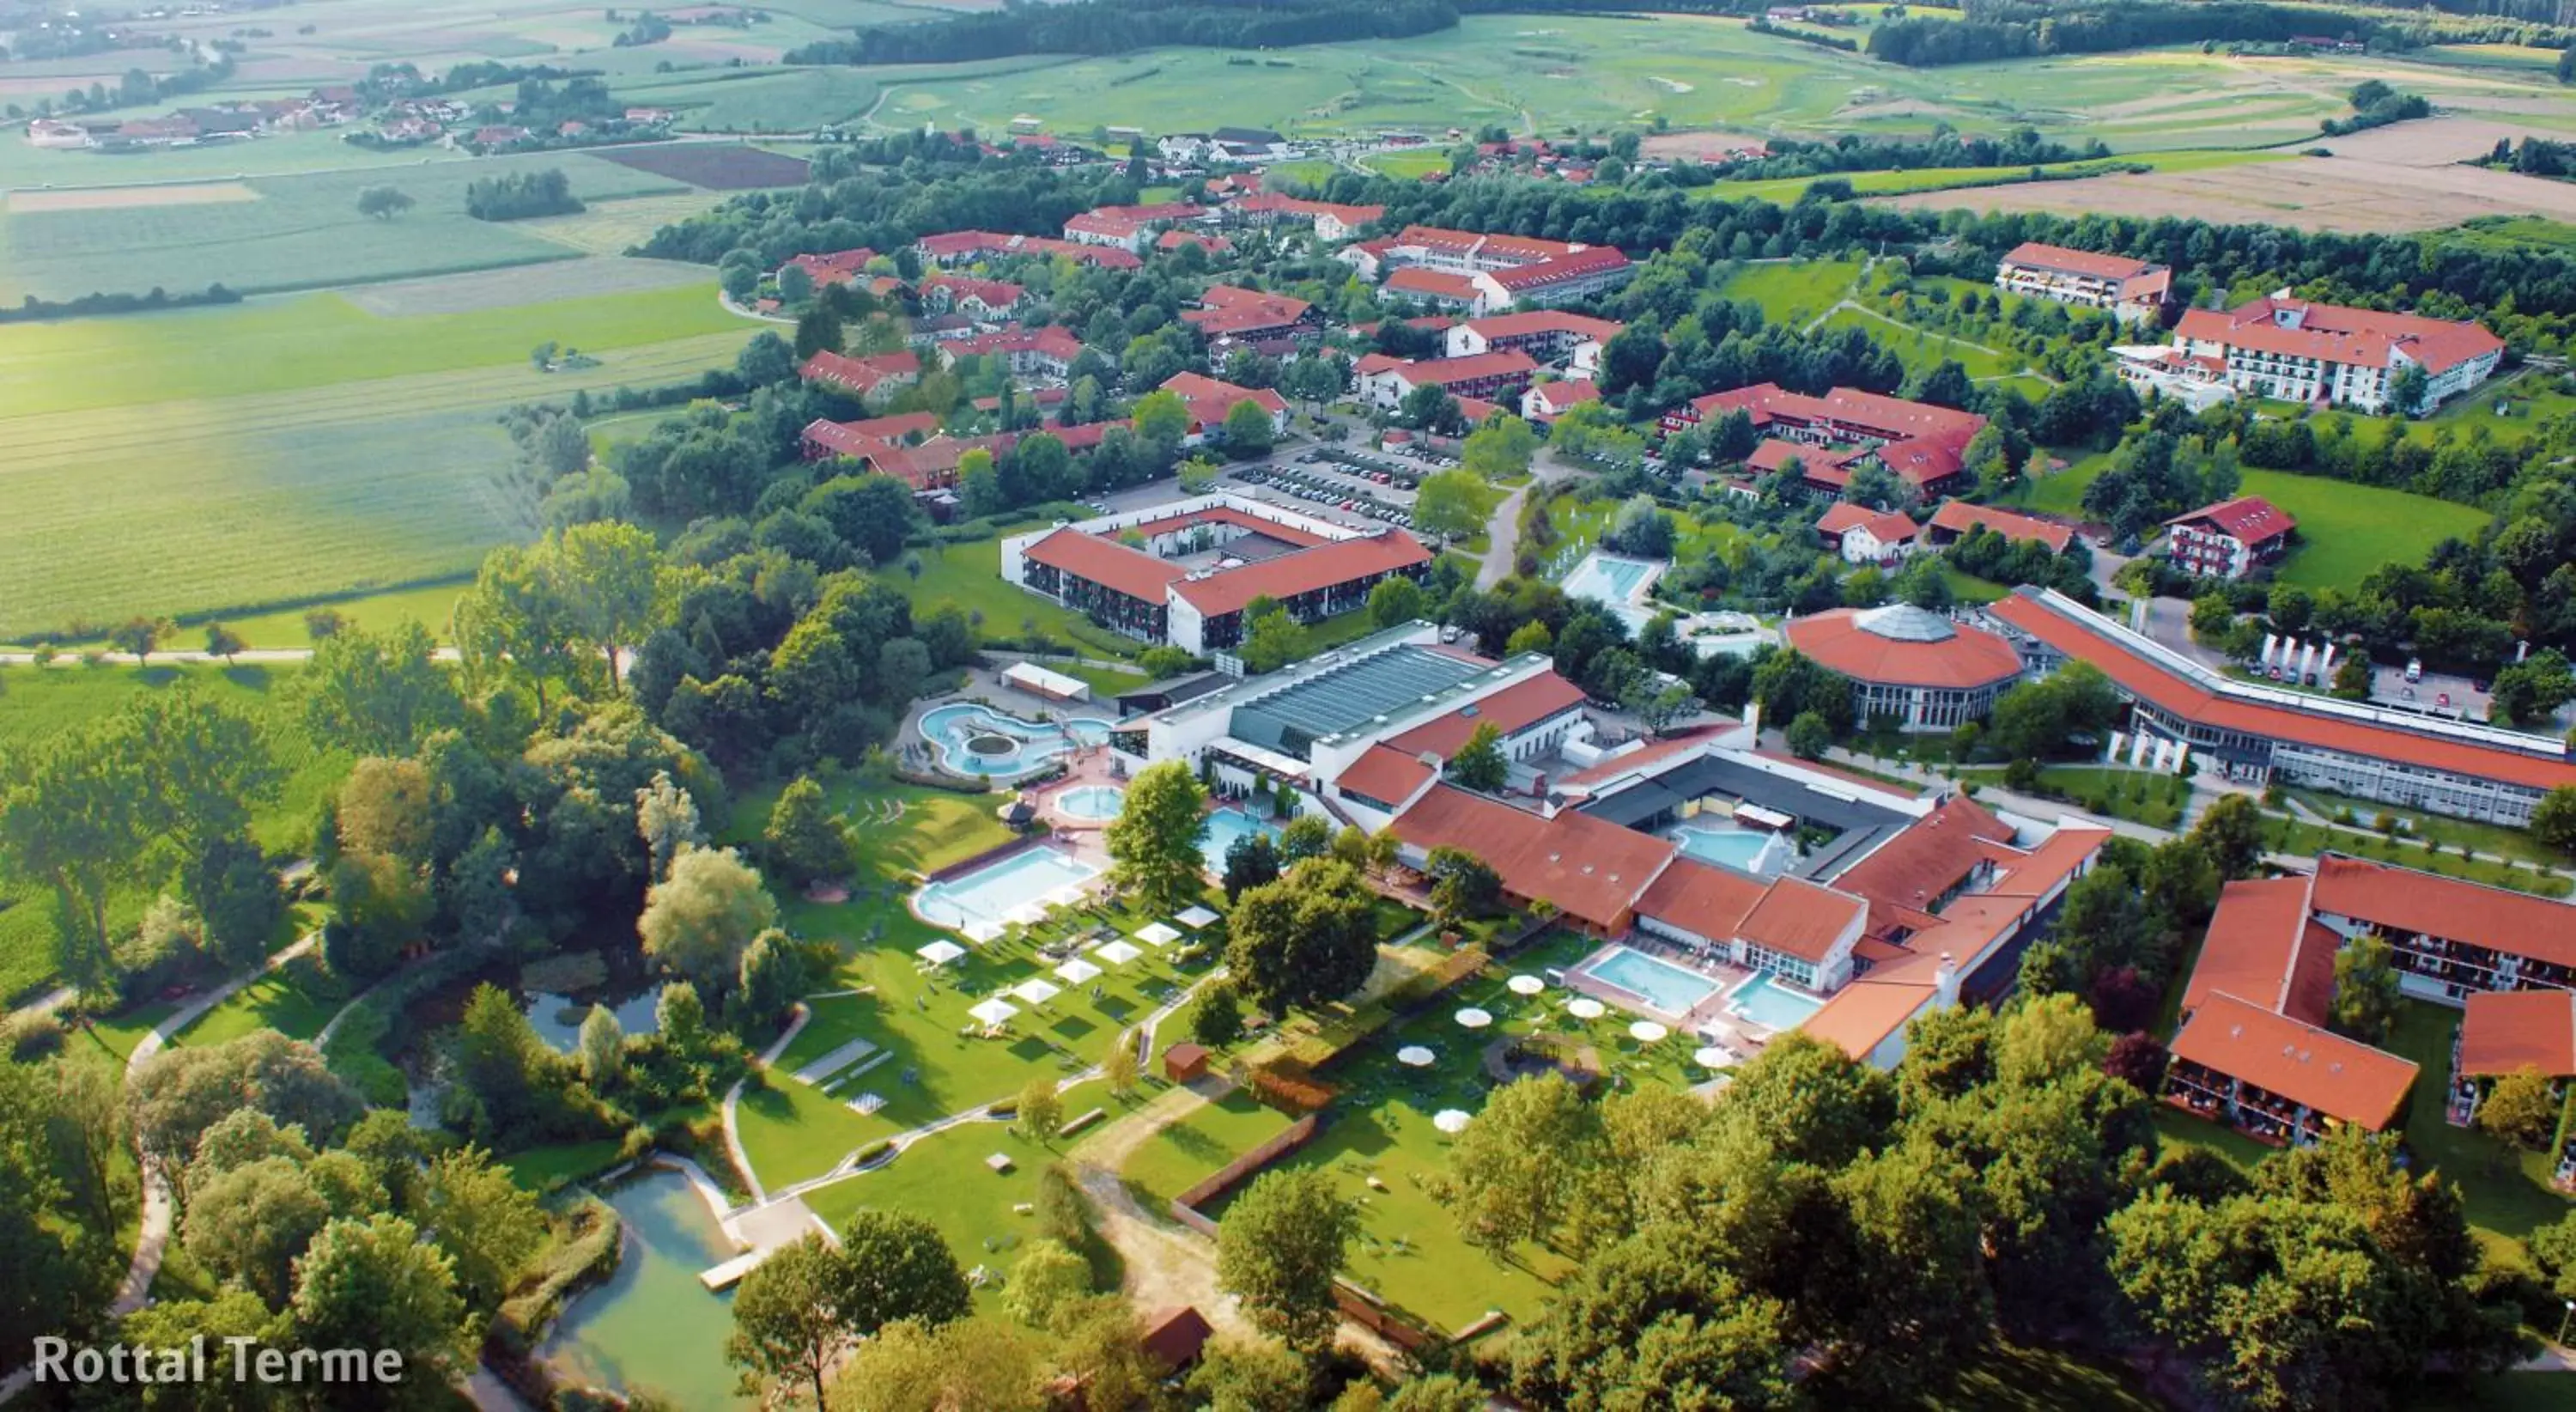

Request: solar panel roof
left=1229, top=646, right=1489, bottom=758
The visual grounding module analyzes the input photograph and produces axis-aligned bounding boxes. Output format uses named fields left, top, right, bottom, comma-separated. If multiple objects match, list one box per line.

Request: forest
left=786, top=0, right=1463, bottom=66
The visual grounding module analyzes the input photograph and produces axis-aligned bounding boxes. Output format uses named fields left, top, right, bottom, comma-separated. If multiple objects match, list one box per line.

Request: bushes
left=490, top=1196, right=623, bottom=1356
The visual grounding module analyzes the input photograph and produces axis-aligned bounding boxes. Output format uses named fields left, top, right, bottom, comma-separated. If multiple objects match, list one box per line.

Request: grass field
left=1717, top=259, right=1862, bottom=326
left=1364, top=149, right=1450, bottom=180
left=900, top=536, right=1144, bottom=661
left=0, top=664, right=345, bottom=1002
left=0, top=289, right=752, bottom=637
left=0, top=150, right=694, bottom=302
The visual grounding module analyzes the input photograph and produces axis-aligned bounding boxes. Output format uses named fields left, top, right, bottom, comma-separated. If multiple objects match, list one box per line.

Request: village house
left=1182, top=285, right=1322, bottom=350
left=917, top=273, right=1027, bottom=322
left=779, top=247, right=876, bottom=289
left=1923, top=502, right=2075, bottom=556
left=1444, top=310, right=1623, bottom=376
left=1224, top=191, right=1384, bottom=243
left=1814, top=503, right=1921, bottom=566
left=2163, top=495, right=2293, bottom=580
left=1672, top=384, right=1988, bottom=501
left=1521, top=378, right=1601, bottom=425
left=1159, top=371, right=1291, bottom=444
left=798, top=350, right=922, bottom=406
left=937, top=325, right=1085, bottom=380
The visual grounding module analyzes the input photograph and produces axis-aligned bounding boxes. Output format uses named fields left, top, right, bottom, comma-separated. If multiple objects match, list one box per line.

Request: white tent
left=1012, top=977, right=1063, bottom=1006
left=969, top=997, right=1018, bottom=1028
left=1054, top=958, right=1103, bottom=985
left=1135, top=922, right=1182, bottom=946
left=1455, top=1007, right=1493, bottom=1029
left=1432, top=1109, right=1472, bottom=1134
left=916, top=940, right=966, bottom=966
left=1095, top=939, right=1144, bottom=965
left=1175, top=905, right=1220, bottom=929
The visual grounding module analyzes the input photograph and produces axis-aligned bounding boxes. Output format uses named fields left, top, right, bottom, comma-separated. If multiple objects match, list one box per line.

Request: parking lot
left=1224, top=446, right=1425, bottom=533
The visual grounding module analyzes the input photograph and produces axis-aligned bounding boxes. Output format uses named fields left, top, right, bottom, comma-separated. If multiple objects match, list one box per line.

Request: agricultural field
left=0, top=288, right=754, bottom=637
left=586, top=143, right=814, bottom=189
left=0, top=150, right=697, bottom=301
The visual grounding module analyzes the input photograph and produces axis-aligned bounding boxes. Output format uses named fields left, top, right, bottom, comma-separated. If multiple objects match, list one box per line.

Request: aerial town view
left=16, top=0, right=2576, bottom=1409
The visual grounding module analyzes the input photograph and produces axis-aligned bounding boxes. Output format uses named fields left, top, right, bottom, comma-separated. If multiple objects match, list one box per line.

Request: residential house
left=1815, top=503, right=1921, bottom=566
left=2164, top=496, right=2293, bottom=580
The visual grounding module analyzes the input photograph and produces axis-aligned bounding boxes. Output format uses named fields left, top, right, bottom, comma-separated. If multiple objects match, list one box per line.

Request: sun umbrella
left=1175, top=905, right=1220, bottom=929
left=1566, top=997, right=1607, bottom=1020
left=1054, top=958, right=1103, bottom=985
left=916, top=940, right=966, bottom=966
left=1432, top=1109, right=1472, bottom=1134
left=1455, top=1007, right=1493, bottom=1029
left=1692, top=1045, right=1731, bottom=1068
left=1506, top=975, right=1544, bottom=995
left=968, top=997, right=1018, bottom=1028
left=1012, top=978, right=1062, bottom=1006
left=1094, top=939, right=1144, bottom=965
left=1135, top=922, right=1182, bottom=946
left=1629, top=1020, right=1668, bottom=1043
left=1396, top=1045, right=1436, bottom=1068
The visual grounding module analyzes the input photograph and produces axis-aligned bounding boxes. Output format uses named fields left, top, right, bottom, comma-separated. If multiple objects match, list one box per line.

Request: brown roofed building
left=1996, top=241, right=2172, bottom=322
left=2458, top=989, right=2576, bottom=1080
left=1783, top=604, right=2024, bottom=732
left=1391, top=785, right=1678, bottom=934
left=1925, top=502, right=2075, bottom=556
left=2173, top=292, right=2502, bottom=414
left=2166, top=992, right=2418, bottom=1141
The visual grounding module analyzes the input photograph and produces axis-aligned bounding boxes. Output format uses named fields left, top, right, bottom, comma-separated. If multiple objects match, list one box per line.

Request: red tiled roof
left=947, top=324, right=1084, bottom=363
left=1336, top=745, right=1437, bottom=807
left=923, top=273, right=1024, bottom=307
left=1115, top=503, right=1328, bottom=549
left=1815, top=503, right=1917, bottom=544
left=1021, top=528, right=1186, bottom=604
left=1832, top=794, right=2013, bottom=922
left=1065, top=210, right=1146, bottom=240
left=1365, top=350, right=1538, bottom=390
left=1689, top=383, right=1984, bottom=445
left=784, top=246, right=876, bottom=279
left=1783, top=608, right=2022, bottom=691
left=1989, top=593, right=2576, bottom=797
left=1735, top=876, right=1868, bottom=965
left=1637, top=856, right=1769, bottom=942
left=2170, top=991, right=2417, bottom=1132
left=2181, top=878, right=2336, bottom=1028
left=1804, top=963, right=1945, bottom=1061
left=1527, top=380, right=1600, bottom=415
left=1485, top=246, right=1631, bottom=292
left=1393, top=785, right=1676, bottom=930
left=1984, top=824, right=2111, bottom=899
left=1170, top=532, right=1430, bottom=617
left=2458, top=989, right=2576, bottom=1078
left=799, top=350, right=920, bottom=393
left=2309, top=854, right=2576, bottom=972
left=1927, top=502, right=2074, bottom=555
left=1463, top=310, right=1623, bottom=343
left=1386, top=267, right=1482, bottom=303
left=2002, top=241, right=2158, bottom=283
left=1385, top=672, right=1585, bottom=758
left=1140, top=1306, right=1213, bottom=1371
left=2168, top=495, right=2293, bottom=544
left=2176, top=296, right=2503, bottom=376
left=1157, top=372, right=1290, bottom=435
left=1159, top=229, right=1234, bottom=253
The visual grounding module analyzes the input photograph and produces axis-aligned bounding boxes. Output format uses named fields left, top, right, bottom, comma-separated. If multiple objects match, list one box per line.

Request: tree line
left=1865, top=2, right=2412, bottom=68
left=465, top=168, right=583, bottom=222
left=787, top=0, right=1460, bottom=66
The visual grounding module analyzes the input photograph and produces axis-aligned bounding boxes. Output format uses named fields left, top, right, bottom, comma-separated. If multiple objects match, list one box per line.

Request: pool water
left=918, top=703, right=1113, bottom=778
left=1581, top=945, right=1722, bottom=1014
left=1730, top=973, right=1826, bottom=1032
left=914, top=845, right=1099, bottom=933
left=539, top=1171, right=746, bottom=1407
left=1199, top=806, right=1285, bottom=874
left=1668, top=821, right=1787, bottom=876
left=1560, top=551, right=1662, bottom=632
left=1056, top=785, right=1126, bottom=821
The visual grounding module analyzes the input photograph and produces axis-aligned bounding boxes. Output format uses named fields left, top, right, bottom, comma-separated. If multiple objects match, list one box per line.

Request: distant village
left=21, top=82, right=677, bottom=156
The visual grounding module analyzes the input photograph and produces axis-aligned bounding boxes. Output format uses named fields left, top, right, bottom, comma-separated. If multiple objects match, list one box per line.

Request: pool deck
left=1564, top=939, right=1787, bottom=1060
left=1026, top=747, right=1127, bottom=833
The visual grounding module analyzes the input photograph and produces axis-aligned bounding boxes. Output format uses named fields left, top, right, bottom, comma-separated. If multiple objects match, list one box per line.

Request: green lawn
left=1960, top=764, right=2189, bottom=829
left=1926, top=1341, right=2167, bottom=1412
left=2287, top=789, right=2566, bottom=872
left=1941, top=565, right=2010, bottom=605
left=175, top=966, right=337, bottom=1048
left=900, top=537, right=1142, bottom=662
left=2257, top=813, right=2570, bottom=898
left=1364, top=149, right=1450, bottom=180
left=1717, top=259, right=1861, bottom=327
left=1117, top=1087, right=1296, bottom=1211
left=1819, top=305, right=2027, bottom=380
left=2383, top=1000, right=2573, bottom=1251
left=501, top=1141, right=630, bottom=1196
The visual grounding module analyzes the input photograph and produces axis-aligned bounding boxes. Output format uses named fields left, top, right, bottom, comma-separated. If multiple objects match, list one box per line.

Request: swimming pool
left=1561, top=551, right=1663, bottom=632
left=1730, top=973, right=1826, bottom=1032
left=1668, top=820, right=1788, bottom=876
left=1199, top=806, right=1284, bottom=873
left=913, top=845, right=1099, bottom=934
left=918, top=703, right=1113, bottom=779
left=1581, top=945, right=1723, bottom=1015
left=1055, top=785, right=1126, bottom=821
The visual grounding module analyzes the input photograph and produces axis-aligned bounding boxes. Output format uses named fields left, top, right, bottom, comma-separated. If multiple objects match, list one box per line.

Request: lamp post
left=2559, top=1299, right=2575, bottom=1352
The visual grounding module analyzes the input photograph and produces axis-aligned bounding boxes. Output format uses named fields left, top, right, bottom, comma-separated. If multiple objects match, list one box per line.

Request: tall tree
left=829, top=1209, right=972, bottom=1336
left=637, top=845, right=779, bottom=995
left=726, top=1232, right=848, bottom=1409
left=762, top=775, right=854, bottom=887
left=1218, top=1168, right=1359, bottom=1351
left=1104, top=759, right=1210, bottom=914
left=556, top=520, right=665, bottom=691
left=299, top=622, right=465, bottom=757
left=1224, top=859, right=1378, bottom=1016
left=1450, top=1073, right=1604, bottom=1251
left=1445, top=720, right=1508, bottom=792
left=635, top=768, right=705, bottom=884
left=0, top=715, right=149, bottom=990
left=289, top=1215, right=474, bottom=1406
left=2329, top=931, right=2401, bottom=1045
left=416, top=1145, right=546, bottom=1313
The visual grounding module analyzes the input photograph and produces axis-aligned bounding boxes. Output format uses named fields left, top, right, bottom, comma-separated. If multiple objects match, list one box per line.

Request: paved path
left=1475, top=453, right=1584, bottom=591
left=112, top=933, right=319, bottom=1318
left=722, top=1001, right=814, bottom=1206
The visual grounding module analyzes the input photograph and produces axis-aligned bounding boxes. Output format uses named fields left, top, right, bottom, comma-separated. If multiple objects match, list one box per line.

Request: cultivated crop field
left=0, top=150, right=691, bottom=301
left=0, top=289, right=753, bottom=636
left=587, top=142, right=813, bottom=189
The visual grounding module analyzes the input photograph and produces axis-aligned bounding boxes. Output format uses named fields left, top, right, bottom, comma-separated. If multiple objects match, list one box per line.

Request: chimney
left=1934, top=952, right=1959, bottom=1007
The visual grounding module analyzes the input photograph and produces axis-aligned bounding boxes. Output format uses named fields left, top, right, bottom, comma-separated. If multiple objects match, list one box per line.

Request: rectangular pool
left=1198, top=807, right=1284, bottom=874
left=1668, top=821, right=1784, bottom=875
left=914, top=846, right=1098, bottom=933
left=1581, top=945, right=1722, bottom=1015
left=1730, top=973, right=1826, bottom=1032
left=1564, top=551, right=1656, bottom=606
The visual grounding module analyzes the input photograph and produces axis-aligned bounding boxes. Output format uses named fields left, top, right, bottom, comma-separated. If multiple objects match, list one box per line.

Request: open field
left=587, top=143, right=812, bottom=189
left=0, top=149, right=696, bottom=301
left=1717, top=258, right=1864, bottom=326
left=335, top=258, right=719, bottom=315
left=0, top=289, right=751, bottom=636
left=6, top=181, right=262, bottom=213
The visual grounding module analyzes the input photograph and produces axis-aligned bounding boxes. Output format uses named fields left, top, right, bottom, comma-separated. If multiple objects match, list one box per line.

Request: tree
left=829, top=1316, right=1046, bottom=1412
left=125, top=1032, right=361, bottom=1173
left=726, top=1232, right=848, bottom=1409
left=1179, top=453, right=1224, bottom=494
left=555, top=519, right=663, bottom=691
left=1107, top=759, right=1210, bottom=914
left=830, top=1209, right=972, bottom=1336
left=1223, top=829, right=1282, bottom=902
left=1222, top=399, right=1274, bottom=460
left=2328, top=931, right=2401, bottom=1046
left=1225, top=859, right=1379, bottom=1016
left=575, top=1004, right=624, bottom=1090
left=184, top=1156, right=331, bottom=1306
left=635, top=769, right=704, bottom=884
left=1188, top=1339, right=1313, bottom=1412
left=1193, top=983, right=1245, bottom=1048
left=776, top=262, right=816, bottom=307
left=1446, top=720, right=1508, bottom=792
left=1505, top=619, right=1553, bottom=656
left=1018, top=1075, right=1064, bottom=1144
left=638, top=845, right=779, bottom=995
left=450, top=983, right=564, bottom=1144
left=2476, top=1066, right=2560, bottom=1149
left=2188, top=592, right=2234, bottom=640
left=1786, top=709, right=1832, bottom=759
left=1425, top=847, right=1501, bottom=926
left=203, top=623, right=246, bottom=661
left=1217, top=1167, right=1359, bottom=1350
left=762, top=776, right=854, bottom=887
left=1413, top=468, right=1492, bottom=542
left=1369, top=575, right=1426, bottom=627
left=289, top=1215, right=473, bottom=1404
left=1103, top=1029, right=1140, bottom=1099
left=1450, top=1073, right=1603, bottom=1250
left=2536, top=785, right=2576, bottom=856
left=1461, top=414, right=1538, bottom=482
left=1131, top=387, right=1191, bottom=452
left=1279, top=813, right=1330, bottom=861
left=355, top=185, right=415, bottom=220
left=299, top=622, right=465, bottom=757
left=416, top=1144, right=545, bottom=1312
left=108, top=615, right=171, bottom=660
left=1003, top=1237, right=1091, bottom=1329
left=2189, top=793, right=2266, bottom=879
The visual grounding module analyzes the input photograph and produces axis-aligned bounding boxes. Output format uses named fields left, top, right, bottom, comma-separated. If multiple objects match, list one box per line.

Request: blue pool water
left=1561, top=551, right=1662, bottom=631
left=919, top=704, right=1112, bottom=778
left=1730, top=973, right=1826, bottom=1032
left=1582, top=946, right=1723, bottom=1014
left=1056, top=785, right=1126, bottom=821
left=914, top=845, right=1099, bottom=932
left=1668, top=821, right=1786, bottom=875
left=1199, top=806, right=1284, bottom=873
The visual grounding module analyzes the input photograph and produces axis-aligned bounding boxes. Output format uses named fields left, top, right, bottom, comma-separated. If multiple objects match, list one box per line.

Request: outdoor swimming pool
left=1055, top=784, right=1126, bottom=821
left=1199, top=806, right=1285, bottom=873
left=918, top=703, right=1112, bottom=778
left=1581, top=945, right=1723, bottom=1015
left=1668, top=820, right=1788, bottom=876
left=913, top=845, right=1099, bottom=934
left=1730, top=973, right=1826, bottom=1032
left=539, top=1171, right=744, bottom=1407
left=1561, top=551, right=1665, bottom=631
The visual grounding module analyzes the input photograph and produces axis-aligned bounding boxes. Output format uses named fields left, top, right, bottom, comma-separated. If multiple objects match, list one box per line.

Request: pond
left=539, top=1170, right=746, bottom=1408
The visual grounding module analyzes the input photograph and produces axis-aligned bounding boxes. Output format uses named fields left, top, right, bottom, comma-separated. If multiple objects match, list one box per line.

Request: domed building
left=1783, top=604, right=2025, bottom=732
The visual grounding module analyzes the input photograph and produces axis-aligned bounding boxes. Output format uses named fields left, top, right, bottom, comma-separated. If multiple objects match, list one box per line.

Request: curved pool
left=1056, top=785, right=1126, bottom=821
left=919, top=703, right=1113, bottom=778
